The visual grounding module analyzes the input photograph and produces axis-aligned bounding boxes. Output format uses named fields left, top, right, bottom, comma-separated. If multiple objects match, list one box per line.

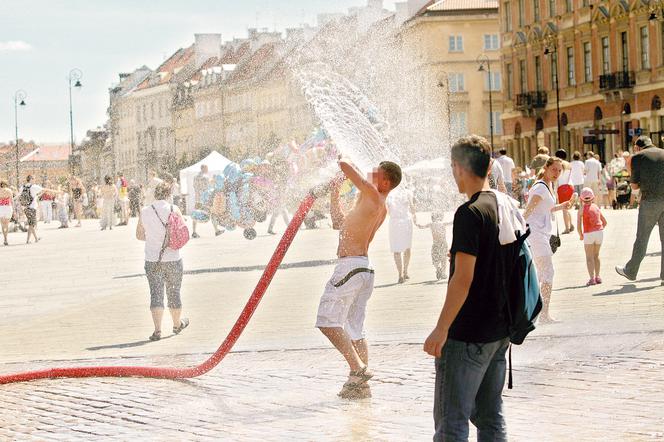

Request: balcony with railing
left=599, top=71, right=635, bottom=91
left=515, top=91, right=548, bottom=115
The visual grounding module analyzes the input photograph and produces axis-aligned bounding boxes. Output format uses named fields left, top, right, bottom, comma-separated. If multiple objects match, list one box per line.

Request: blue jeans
left=433, top=337, right=510, bottom=442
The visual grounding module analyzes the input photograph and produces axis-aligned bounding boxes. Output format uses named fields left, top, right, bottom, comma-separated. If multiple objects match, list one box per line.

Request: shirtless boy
left=316, top=158, right=401, bottom=399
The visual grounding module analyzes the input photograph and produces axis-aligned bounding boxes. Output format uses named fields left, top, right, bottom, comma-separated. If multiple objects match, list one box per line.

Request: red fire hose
left=0, top=193, right=317, bottom=385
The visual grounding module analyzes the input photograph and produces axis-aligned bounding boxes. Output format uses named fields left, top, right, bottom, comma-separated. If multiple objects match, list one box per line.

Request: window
left=150, top=102, right=155, bottom=119
left=484, top=72, right=501, bottom=91
left=504, top=2, right=512, bottom=31
left=518, top=0, right=525, bottom=27
left=449, top=35, right=463, bottom=52
left=450, top=112, right=468, bottom=138
left=488, top=112, right=503, bottom=135
left=136, top=105, right=141, bottom=123
left=549, top=0, right=556, bottom=17
left=448, top=73, right=465, bottom=92
left=506, top=63, right=513, bottom=98
left=567, top=46, right=575, bottom=86
left=621, top=31, right=629, bottom=71
left=565, top=0, right=572, bottom=13
left=519, top=59, right=527, bottom=93
left=484, top=34, right=500, bottom=50
left=583, top=41, right=592, bottom=82
left=535, top=56, right=543, bottom=90
left=601, top=36, right=610, bottom=74
left=640, top=26, right=650, bottom=70
left=533, top=0, right=540, bottom=21
left=550, top=51, right=558, bottom=87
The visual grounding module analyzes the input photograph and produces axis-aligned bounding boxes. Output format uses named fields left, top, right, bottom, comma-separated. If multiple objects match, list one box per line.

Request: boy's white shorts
left=315, top=256, right=374, bottom=340
left=583, top=230, right=604, bottom=245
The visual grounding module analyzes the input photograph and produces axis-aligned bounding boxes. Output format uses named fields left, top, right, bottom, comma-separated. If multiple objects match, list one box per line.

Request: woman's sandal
left=149, top=330, right=161, bottom=341
left=173, top=318, right=190, bottom=334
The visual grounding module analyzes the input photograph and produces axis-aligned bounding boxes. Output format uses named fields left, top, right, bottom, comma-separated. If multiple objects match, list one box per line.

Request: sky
left=0, top=0, right=399, bottom=144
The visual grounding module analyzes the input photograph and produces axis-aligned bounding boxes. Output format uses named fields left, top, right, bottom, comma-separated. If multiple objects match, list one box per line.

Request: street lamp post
left=68, top=68, right=83, bottom=173
left=477, top=54, right=494, bottom=152
left=437, top=77, right=452, bottom=148
left=14, top=90, right=27, bottom=190
left=544, top=38, right=562, bottom=153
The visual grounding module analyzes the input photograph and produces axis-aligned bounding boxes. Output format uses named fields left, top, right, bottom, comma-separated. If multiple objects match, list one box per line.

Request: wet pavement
left=1, top=209, right=663, bottom=440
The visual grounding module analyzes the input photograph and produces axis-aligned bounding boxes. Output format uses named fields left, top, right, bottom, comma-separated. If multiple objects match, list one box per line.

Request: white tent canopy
left=179, top=151, right=232, bottom=214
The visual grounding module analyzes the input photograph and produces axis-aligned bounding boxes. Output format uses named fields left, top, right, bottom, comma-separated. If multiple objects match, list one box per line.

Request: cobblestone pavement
left=1, top=209, right=663, bottom=440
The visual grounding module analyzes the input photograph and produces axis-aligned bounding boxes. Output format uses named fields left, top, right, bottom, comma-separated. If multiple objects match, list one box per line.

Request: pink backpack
left=152, top=205, right=190, bottom=261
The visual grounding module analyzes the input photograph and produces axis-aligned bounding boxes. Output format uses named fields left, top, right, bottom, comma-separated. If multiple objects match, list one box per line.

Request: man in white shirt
left=584, top=151, right=602, bottom=197
left=496, top=149, right=515, bottom=195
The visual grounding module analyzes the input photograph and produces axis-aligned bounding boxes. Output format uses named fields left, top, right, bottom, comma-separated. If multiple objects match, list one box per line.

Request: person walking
left=584, top=151, right=602, bottom=198
left=496, top=148, right=515, bottom=196
left=100, top=175, right=117, bottom=231
left=616, top=136, right=664, bottom=286
left=386, top=187, right=415, bottom=283
left=555, top=149, right=575, bottom=233
left=524, top=157, right=571, bottom=323
left=116, top=172, right=130, bottom=226
left=69, top=176, right=85, bottom=227
left=577, top=187, right=607, bottom=286
left=39, top=185, right=55, bottom=224
left=136, top=182, right=189, bottom=341
left=424, top=135, right=510, bottom=441
left=18, top=175, right=55, bottom=244
left=569, top=151, right=585, bottom=197
left=55, top=186, right=70, bottom=229
left=0, top=180, right=13, bottom=245
left=128, top=179, right=142, bottom=217
left=416, top=210, right=449, bottom=280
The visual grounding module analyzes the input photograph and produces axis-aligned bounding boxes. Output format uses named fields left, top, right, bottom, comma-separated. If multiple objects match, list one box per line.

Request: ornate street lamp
left=14, top=90, right=27, bottom=190
left=68, top=68, right=83, bottom=172
left=544, top=36, right=562, bottom=152
left=477, top=54, right=495, bottom=152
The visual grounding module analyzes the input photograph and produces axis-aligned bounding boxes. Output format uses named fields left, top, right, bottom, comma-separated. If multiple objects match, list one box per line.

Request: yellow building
left=403, top=0, right=503, bottom=149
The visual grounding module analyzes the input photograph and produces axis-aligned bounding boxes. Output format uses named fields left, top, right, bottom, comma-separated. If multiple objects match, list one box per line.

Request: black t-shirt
left=631, top=147, right=664, bottom=202
left=448, top=191, right=509, bottom=343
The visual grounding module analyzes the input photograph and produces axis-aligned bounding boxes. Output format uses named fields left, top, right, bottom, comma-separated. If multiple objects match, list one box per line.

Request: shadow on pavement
left=86, top=334, right=176, bottom=351
left=593, top=281, right=662, bottom=297
left=113, top=259, right=336, bottom=279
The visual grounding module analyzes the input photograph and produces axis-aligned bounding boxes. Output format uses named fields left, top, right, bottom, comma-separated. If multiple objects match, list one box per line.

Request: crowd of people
left=2, top=130, right=662, bottom=440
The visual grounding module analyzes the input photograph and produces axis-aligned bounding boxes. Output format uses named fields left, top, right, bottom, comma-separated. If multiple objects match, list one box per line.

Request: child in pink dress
left=577, top=187, right=608, bottom=285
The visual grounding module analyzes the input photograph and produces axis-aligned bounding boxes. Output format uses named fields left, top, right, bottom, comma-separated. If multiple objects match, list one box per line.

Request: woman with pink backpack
left=136, top=182, right=190, bottom=341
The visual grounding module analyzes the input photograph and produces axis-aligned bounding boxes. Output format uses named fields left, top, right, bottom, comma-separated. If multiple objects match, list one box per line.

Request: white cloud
left=0, top=41, right=32, bottom=52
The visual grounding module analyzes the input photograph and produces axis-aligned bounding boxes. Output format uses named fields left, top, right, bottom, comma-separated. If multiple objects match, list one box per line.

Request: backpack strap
left=151, top=205, right=168, bottom=262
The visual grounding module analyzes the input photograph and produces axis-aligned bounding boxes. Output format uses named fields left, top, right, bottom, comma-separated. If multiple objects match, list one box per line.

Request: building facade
left=405, top=0, right=503, bottom=149
left=501, top=0, right=664, bottom=166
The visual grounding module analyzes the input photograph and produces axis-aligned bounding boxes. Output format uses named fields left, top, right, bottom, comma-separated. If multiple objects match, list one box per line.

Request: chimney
left=194, top=33, right=222, bottom=66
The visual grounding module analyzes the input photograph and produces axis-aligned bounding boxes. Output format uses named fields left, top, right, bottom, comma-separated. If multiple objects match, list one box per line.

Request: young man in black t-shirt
left=424, top=135, right=510, bottom=441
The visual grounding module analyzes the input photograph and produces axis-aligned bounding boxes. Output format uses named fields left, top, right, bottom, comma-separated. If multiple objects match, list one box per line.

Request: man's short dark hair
left=26, top=175, right=33, bottom=182
left=555, top=149, right=567, bottom=160
left=451, top=135, right=492, bottom=178
left=379, top=161, right=402, bottom=189
left=499, top=148, right=507, bottom=155
left=154, top=182, right=172, bottom=200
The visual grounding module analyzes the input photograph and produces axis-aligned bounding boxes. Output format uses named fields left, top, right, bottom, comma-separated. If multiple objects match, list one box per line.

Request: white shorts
left=0, top=205, right=12, bottom=219
left=583, top=230, right=604, bottom=245
left=316, top=256, right=374, bottom=340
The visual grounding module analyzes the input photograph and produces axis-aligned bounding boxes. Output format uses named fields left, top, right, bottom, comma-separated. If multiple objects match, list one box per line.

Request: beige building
left=108, top=67, right=151, bottom=181
left=403, top=0, right=503, bottom=149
